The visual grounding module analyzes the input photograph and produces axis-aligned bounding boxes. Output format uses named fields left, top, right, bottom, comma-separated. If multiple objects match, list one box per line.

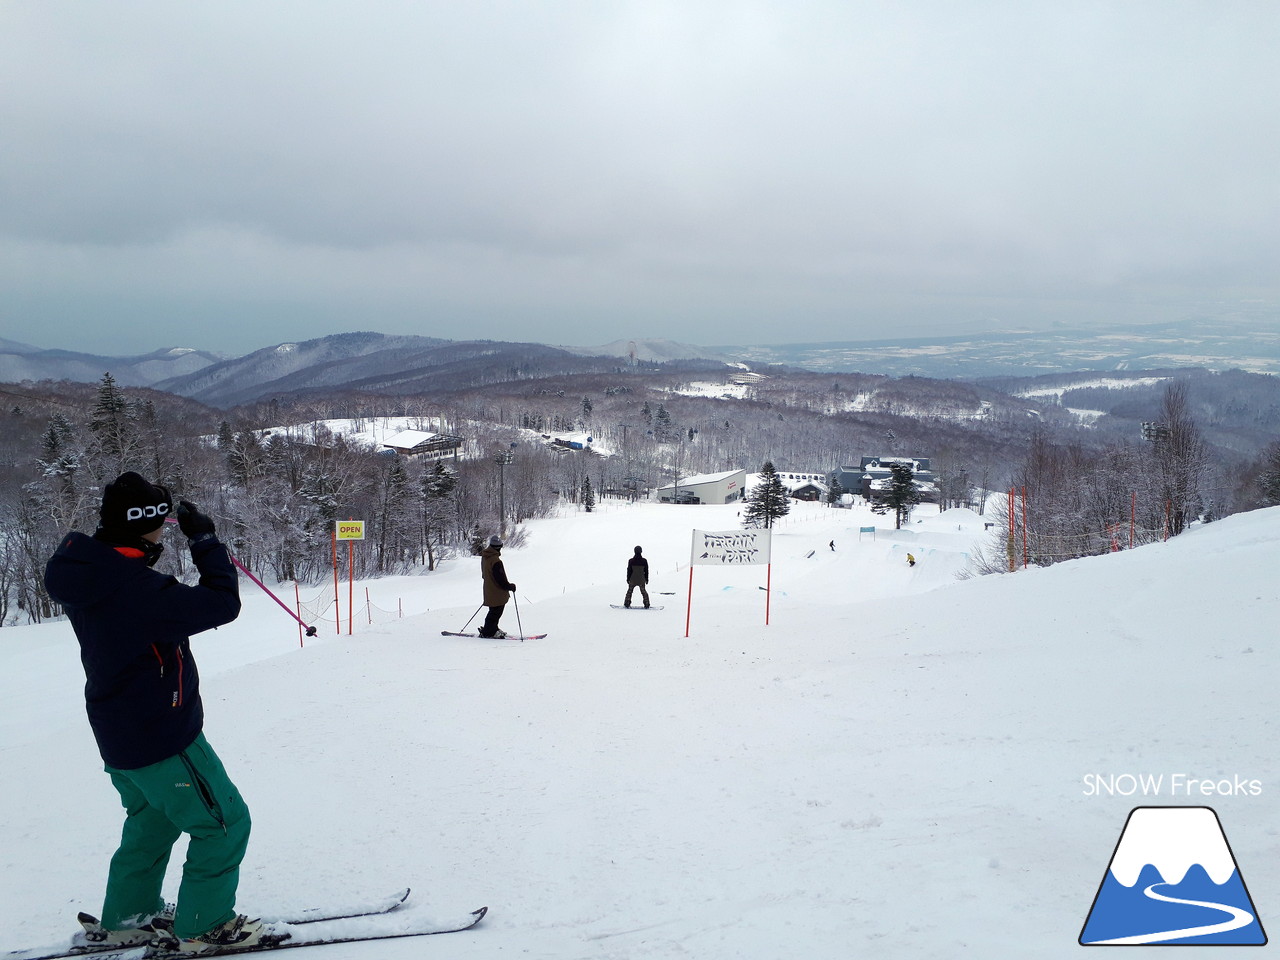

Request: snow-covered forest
left=1, top=365, right=1279, bottom=626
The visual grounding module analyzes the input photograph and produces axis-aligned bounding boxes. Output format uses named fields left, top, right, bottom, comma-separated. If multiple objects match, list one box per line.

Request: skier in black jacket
left=624, top=545, right=650, bottom=608
left=44, top=472, right=284, bottom=952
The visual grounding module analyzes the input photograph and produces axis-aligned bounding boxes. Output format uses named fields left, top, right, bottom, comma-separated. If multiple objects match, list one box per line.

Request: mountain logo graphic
left=1080, top=806, right=1266, bottom=946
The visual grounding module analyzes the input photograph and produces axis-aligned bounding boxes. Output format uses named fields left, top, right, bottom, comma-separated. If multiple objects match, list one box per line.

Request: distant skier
left=907, top=553, right=917, bottom=567
left=624, top=545, right=650, bottom=609
left=829, top=540, right=835, bottom=551
left=43, top=472, right=283, bottom=951
left=479, top=534, right=517, bottom=637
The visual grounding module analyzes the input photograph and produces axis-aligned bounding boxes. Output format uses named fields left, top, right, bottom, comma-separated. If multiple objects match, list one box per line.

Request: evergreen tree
left=743, top=461, right=791, bottom=528
left=299, top=465, right=340, bottom=525
left=421, top=461, right=459, bottom=570
left=872, top=463, right=920, bottom=529
left=216, top=420, right=235, bottom=452
left=88, top=373, right=137, bottom=471
left=653, top=404, right=673, bottom=441
left=34, top=414, right=85, bottom=531
left=374, top=456, right=415, bottom=572
left=137, top=399, right=176, bottom=485
left=226, top=429, right=265, bottom=490
left=581, top=475, right=596, bottom=513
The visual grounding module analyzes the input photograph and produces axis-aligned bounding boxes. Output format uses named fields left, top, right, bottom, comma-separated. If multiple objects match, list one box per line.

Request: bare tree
left=1150, top=381, right=1210, bottom=535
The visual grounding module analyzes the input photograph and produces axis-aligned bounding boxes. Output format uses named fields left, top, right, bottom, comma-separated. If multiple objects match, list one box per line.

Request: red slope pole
left=685, top=567, right=694, bottom=638
left=331, top=527, right=340, bottom=635
left=1021, top=486, right=1029, bottom=569
left=765, top=562, right=772, bottom=626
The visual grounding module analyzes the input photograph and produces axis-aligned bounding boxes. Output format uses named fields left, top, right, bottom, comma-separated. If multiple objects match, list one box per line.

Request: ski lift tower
left=494, top=445, right=515, bottom=533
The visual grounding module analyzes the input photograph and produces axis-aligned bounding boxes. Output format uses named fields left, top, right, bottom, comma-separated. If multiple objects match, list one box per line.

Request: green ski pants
left=102, top=734, right=251, bottom=938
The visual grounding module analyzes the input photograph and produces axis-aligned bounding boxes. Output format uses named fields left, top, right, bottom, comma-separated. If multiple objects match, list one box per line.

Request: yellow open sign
left=336, top=520, right=365, bottom=541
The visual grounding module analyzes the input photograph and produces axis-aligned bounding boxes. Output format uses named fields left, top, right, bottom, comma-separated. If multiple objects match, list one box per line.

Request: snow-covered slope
left=2, top=500, right=1277, bottom=958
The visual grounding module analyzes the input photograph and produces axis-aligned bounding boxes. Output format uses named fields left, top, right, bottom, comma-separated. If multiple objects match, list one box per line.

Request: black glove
left=177, top=500, right=216, bottom=540
left=507, top=582, right=517, bottom=593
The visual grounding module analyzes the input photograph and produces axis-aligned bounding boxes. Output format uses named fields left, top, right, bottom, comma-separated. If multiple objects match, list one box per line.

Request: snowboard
left=609, top=605, right=664, bottom=610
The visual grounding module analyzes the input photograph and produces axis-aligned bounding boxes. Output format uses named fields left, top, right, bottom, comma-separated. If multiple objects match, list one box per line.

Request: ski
left=440, top=630, right=546, bottom=640
left=5, top=907, right=486, bottom=960
left=609, top=605, right=663, bottom=610
left=181, top=907, right=488, bottom=956
left=266, top=887, right=410, bottom=924
left=7, top=890, right=414, bottom=960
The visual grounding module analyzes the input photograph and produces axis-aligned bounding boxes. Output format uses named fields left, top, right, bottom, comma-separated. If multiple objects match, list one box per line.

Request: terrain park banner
left=686, top=528, right=773, bottom=634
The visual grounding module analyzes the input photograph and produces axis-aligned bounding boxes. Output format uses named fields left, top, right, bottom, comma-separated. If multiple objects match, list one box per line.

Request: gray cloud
left=1, top=0, right=1277, bottom=355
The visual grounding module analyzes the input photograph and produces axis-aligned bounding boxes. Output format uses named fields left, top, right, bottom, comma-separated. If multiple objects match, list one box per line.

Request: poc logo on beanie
left=127, top=503, right=170, bottom=522
left=100, top=472, right=174, bottom=539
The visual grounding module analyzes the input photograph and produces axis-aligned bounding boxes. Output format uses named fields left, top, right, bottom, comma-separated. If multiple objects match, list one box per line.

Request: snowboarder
left=624, top=545, right=650, bottom=608
left=907, top=553, right=917, bottom=567
left=829, top=540, right=835, bottom=551
left=43, top=472, right=283, bottom=952
left=478, top=534, right=517, bottom=638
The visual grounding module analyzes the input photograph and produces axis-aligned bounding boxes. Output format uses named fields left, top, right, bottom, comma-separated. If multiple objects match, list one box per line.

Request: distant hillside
left=153, top=332, right=699, bottom=407
left=979, top=367, right=1280, bottom=458
left=0, top=342, right=222, bottom=386
left=561, top=338, right=725, bottom=364
left=153, top=332, right=447, bottom=405
left=9, top=316, right=1279, bottom=401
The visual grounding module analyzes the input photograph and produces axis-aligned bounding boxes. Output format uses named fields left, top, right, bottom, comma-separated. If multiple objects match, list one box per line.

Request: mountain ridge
left=3, top=319, right=1278, bottom=408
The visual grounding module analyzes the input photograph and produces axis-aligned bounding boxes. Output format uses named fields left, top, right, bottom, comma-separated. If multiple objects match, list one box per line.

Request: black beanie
left=99, top=472, right=173, bottom=539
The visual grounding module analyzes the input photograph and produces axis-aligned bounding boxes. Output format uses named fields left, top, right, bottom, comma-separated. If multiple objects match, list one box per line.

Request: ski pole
left=459, top=605, right=483, bottom=632
left=512, top=592, right=524, bottom=642
left=165, top=518, right=318, bottom=637
left=229, top=554, right=319, bottom=637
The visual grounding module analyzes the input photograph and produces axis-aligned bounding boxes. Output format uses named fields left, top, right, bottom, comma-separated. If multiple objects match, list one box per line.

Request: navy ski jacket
left=44, top=532, right=241, bottom=770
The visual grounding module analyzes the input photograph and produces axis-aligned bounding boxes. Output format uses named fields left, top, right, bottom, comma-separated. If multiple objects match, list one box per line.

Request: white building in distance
left=654, top=469, right=747, bottom=505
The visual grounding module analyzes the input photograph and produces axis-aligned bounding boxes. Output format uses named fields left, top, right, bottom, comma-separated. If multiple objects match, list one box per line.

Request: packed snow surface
left=3, top=499, right=1278, bottom=959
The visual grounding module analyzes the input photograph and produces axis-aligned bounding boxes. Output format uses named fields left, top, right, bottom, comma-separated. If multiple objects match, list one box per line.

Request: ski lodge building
left=774, top=471, right=830, bottom=501
left=829, top=457, right=937, bottom=502
left=381, top=429, right=464, bottom=460
left=655, top=469, right=747, bottom=504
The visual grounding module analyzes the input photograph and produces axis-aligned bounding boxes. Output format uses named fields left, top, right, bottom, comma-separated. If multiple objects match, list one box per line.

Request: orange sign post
left=336, top=520, right=365, bottom=635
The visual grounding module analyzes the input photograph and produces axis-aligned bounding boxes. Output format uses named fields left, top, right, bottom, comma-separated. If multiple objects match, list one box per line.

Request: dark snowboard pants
left=624, top=583, right=650, bottom=607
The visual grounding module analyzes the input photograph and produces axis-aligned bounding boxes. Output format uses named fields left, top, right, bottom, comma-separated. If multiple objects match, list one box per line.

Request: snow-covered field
left=1013, top=376, right=1170, bottom=400
left=3, top=498, right=1278, bottom=958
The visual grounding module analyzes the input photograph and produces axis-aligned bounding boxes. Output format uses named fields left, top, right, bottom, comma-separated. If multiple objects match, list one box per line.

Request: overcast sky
left=2, top=0, right=1277, bottom=357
